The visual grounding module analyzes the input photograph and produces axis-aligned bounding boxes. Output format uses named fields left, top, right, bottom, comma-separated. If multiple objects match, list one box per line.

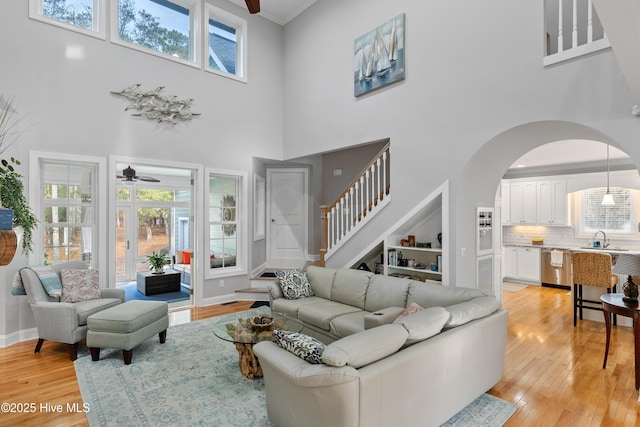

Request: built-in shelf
left=388, top=265, right=442, bottom=275
left=387, top=245, right=442, bottom=253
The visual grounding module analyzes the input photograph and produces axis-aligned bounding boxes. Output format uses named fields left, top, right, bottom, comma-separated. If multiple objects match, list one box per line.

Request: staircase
left=320, top=142, right=391, bottom=265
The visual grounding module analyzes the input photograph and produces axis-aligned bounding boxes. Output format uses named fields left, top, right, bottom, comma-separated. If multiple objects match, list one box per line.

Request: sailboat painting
left=354, top=14, right=405, bottom=97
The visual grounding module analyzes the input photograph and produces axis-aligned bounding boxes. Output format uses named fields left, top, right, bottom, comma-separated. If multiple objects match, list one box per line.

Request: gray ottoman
left=86, top=300, right=169, bottom=365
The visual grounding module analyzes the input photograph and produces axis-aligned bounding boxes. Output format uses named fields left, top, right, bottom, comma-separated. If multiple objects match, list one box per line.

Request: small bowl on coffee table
left=250, top=315, right=274, bottom=331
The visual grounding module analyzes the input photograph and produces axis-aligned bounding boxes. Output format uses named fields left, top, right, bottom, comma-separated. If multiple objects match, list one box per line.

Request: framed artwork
left=253, top=174, right=265, bottom=241
left=354, top=14, right=406, bottom=97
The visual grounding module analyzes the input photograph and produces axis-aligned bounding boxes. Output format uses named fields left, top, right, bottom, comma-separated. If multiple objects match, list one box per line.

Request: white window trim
left=109, top=0, right=202, bottom=69
left=205, top=168, right=248, bottom=279
left=574, top=188, right=640, bottom=240
left=29, top=0, right=107, bottom=40
left=204, top=3, right=248, bottom=83
left=29, top=150, right=108, bottom=284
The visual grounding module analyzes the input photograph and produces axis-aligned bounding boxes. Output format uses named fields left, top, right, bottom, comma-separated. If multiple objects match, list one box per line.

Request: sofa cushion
left=407, top=281, right=485, bottom=308
left=445, top=296, right=501, bottom=328
left=273, top=330, right=326, bottom=364
left=60, top=269, right=101, bottom=303
left=305, top=265, right=337, bottom=300
left=364, top=307, right=405, bottom=329
left=393, top=306, right=450, bottom=344
left=271, top=296, right=325, bottom=318
left=322, top=324, right=408, bottom=368
left=75, top=298, right=123, bottom=325
left=329, top=311, right=367, bottom=338
left=331, top=269, right=372, bottom=309
left=298, top=301, right=362, bottom=331
left=364, top=275, right=411, bottom=312
left=275, top=270, right=314, bottom=299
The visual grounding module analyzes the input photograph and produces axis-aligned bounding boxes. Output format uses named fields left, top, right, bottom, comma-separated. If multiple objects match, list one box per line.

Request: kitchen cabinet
left=537, top=180, right=568, bottom=225
left=503, top=246, right=517, bottom=278
left=503, top=246, right=541, bottom=284
left=501, top=181, right=510, bottom=225
left=509, top=181, right=537, bottom=224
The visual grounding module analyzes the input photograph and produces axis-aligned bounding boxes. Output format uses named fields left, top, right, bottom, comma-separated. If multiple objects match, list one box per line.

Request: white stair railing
left=320, top=143, right=390, bottom=265
left=544, top=0, right=610, bottom=66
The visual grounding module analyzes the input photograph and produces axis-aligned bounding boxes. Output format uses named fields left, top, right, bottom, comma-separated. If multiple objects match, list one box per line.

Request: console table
left=137, top=270, right=181, bottom=295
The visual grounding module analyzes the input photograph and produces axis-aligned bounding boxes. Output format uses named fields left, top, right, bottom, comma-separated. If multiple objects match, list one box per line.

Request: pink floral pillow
left=396, top=302, right=424, bottom=319
left=60, top=269, right=101, bottom=303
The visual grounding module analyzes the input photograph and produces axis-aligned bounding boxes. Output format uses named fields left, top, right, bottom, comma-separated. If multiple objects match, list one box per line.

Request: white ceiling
left=226, top=0, right=318, bottom=25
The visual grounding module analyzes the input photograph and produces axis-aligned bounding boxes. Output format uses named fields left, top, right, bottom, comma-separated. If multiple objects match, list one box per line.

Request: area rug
left=117, top=282, right=190, bottom=303
left=75, top=308, right=517, bottom=427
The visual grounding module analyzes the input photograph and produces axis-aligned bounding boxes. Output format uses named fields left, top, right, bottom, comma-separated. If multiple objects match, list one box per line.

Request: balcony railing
left=544, top=0, right=610, bottom=66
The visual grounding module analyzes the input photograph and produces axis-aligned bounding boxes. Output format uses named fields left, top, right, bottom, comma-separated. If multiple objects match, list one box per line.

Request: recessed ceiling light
left=515, top=164, right=526, bottom=168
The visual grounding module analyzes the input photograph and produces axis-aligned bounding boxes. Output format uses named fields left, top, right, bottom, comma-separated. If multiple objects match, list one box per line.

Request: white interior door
left=267, top=168, right=308, bottom=265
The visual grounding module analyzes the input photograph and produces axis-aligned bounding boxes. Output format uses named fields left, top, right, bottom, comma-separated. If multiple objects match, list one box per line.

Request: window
left=41, top=161, right=98, bottom=265
left=29, top=0, right=106, bottom=39
left=579, top=187, right=636, bottom=236
left=205, top=4, right=247, bottom=82
left=112, top=0, right=199, bottom=64
left=207, top=170, right=247, bottom=276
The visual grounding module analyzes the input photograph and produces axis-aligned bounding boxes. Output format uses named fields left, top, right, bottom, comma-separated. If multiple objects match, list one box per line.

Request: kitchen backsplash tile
left=502, top=226, right=640, bottom=250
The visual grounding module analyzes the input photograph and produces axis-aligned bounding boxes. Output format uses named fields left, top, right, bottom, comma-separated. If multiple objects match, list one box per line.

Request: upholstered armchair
left=20, top=261, right=125, bottom=361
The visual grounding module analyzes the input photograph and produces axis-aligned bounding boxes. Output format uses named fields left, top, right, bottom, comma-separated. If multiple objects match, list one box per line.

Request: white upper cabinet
left=506, top=179, right=569, bottom=226
left=509, top=181, right=537, bottom=224
left=536, top=180, right=568, bottom=226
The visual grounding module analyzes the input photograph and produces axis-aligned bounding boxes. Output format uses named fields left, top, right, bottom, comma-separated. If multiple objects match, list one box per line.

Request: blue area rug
left=74, top=308, right=516, bottom=426
left=118, top=282, right=190, bottom=303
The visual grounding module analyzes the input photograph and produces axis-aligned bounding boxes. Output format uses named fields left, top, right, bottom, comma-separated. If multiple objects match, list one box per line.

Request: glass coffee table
left=213, top=308, right=304, bottom=379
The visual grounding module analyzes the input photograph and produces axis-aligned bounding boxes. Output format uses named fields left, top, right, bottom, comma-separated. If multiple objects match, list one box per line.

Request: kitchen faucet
left=593, top=230, right=609, bottom=248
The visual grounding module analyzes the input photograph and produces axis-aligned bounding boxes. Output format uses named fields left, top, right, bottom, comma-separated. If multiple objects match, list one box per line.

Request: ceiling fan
left=245, top=0, right=261, bottom=14
left=117, top=165, right=160, bottom=183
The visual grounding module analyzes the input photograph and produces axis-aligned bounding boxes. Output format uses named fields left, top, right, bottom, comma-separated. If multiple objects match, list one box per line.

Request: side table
left=137, top=270, right=181, bottom=295
left=601, top=293, right=640, bottom=390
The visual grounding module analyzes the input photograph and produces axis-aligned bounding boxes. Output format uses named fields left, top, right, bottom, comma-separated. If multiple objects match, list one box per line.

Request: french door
left=115, top=182, right=192, bottom=284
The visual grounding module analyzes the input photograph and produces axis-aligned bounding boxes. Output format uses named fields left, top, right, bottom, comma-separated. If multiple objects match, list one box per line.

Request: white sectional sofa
left=254, top=265, right=508, bottom=427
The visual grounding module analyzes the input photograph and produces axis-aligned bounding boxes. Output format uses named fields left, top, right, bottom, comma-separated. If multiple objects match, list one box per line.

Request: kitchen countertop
left=504, top=244, right=640, bottom=255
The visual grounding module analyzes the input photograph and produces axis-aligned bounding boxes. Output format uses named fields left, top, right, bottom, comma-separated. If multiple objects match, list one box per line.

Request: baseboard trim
left=0, top=327, right=38, bottom=348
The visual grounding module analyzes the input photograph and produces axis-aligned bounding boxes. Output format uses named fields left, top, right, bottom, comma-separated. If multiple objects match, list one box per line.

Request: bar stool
left=572, top=252, right=618, bottom=327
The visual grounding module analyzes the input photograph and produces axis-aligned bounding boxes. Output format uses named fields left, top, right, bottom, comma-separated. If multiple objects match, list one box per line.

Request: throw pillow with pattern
left=275, top=269, right=314, bottom=299
left=273, top=330, right=325, bottom=364
left=60, top=269, right=101, bottom=303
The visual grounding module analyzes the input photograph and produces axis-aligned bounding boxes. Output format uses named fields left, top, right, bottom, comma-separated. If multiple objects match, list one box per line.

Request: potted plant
left=0, top=96, right=37, bottom=255
left=146, top=251, right=167, bottom=274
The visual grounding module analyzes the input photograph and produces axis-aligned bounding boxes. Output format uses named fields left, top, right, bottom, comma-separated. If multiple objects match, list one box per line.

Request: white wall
left=0, top=0, right=285, bottom=342
left=281, top=0, right=640, bottom=288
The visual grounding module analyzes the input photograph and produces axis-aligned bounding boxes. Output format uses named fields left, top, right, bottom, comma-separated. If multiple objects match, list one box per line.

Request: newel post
left=319, top=205, right=329, bottom=267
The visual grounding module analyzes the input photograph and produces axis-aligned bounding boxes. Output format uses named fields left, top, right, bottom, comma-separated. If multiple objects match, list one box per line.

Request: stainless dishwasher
left=541, top=249, right=572, bottom=289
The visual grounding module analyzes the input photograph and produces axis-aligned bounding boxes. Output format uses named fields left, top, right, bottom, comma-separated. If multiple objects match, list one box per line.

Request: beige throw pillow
left=60, top=269, right=100, bottom=303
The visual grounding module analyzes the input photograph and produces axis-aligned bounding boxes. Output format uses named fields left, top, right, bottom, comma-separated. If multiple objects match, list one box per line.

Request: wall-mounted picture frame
left=253, top=174, right=266, bottom=241
left=354, top=13, right=406, bottom=97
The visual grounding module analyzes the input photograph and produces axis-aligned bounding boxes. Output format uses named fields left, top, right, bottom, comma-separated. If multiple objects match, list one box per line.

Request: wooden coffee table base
left=235, top=343, right=263, bottom=379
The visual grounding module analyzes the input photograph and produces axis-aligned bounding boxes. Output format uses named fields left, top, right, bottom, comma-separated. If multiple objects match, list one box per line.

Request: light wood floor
left=1, top=289, right=639, bottom=426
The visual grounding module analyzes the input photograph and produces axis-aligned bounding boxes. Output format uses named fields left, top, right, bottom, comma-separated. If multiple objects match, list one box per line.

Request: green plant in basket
left=0, top=96, right=37, bottom=254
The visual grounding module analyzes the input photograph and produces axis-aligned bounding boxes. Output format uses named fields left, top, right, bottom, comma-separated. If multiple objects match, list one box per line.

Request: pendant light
left=602, top=144, right=615, bottom=205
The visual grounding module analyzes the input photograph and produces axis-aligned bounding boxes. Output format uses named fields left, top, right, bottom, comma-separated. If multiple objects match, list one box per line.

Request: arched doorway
left=453, top=120, right=635, bottom=296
